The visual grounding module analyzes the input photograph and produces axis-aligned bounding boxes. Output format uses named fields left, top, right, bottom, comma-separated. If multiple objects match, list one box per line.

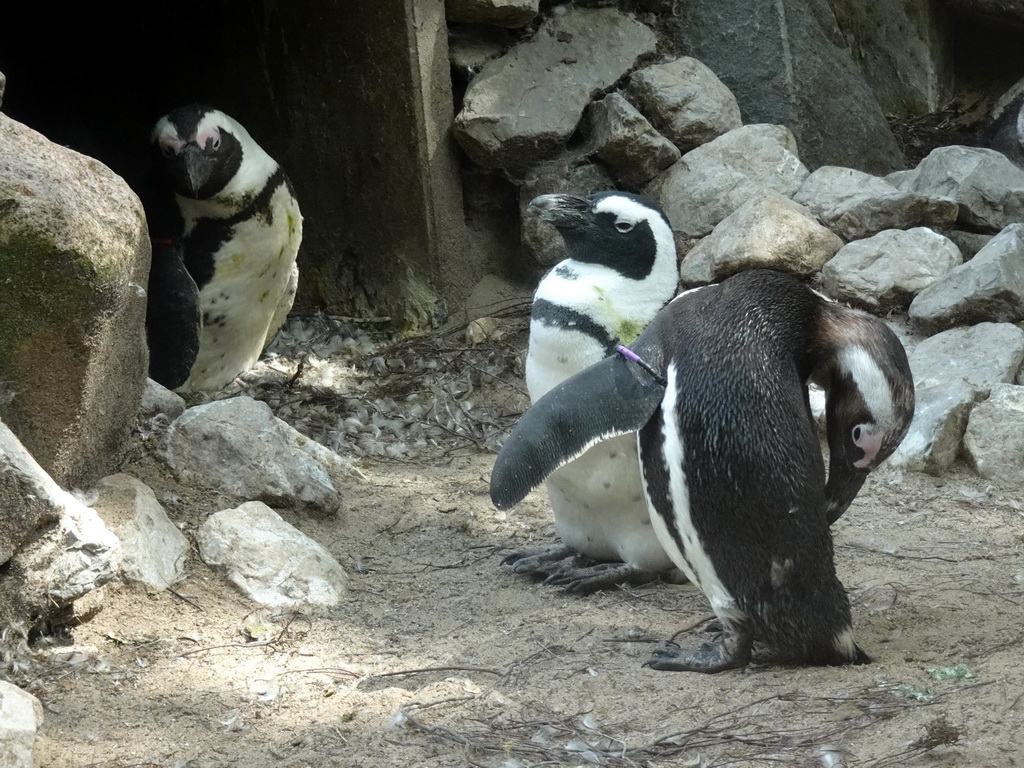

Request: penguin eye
left=161, top=145, right=174, bottom=158
left=211, top=137, right=221, bottom=151
left=615, top=220, right=635, bottom=233
left=851, top=425, right=863, bottom=443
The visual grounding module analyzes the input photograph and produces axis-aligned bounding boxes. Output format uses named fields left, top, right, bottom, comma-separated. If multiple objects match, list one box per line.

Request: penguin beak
left=824, top=457, right=869, bottom=525
left=528, top=194, right=591, bottom=228
left=173, top=144, right=217, bottom=199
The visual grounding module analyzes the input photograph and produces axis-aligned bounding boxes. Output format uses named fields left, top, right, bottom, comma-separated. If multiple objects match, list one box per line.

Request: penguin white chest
left=525, top=319, right=608, bottom=400
left=179, top=183, right=302, bottom=392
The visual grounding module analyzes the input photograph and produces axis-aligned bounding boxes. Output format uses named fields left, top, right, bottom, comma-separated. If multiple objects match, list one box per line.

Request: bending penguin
left=144, top=104, right=302, bottom=392
left=491, top=270, right=914, bottom=672
left=502, top=191, right=682, bottom=592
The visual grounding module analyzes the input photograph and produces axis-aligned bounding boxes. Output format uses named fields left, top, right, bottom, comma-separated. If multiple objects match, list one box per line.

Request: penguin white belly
left=546, top=433, right=674, bottom=570
left=180, top=185, right=302, bottom=392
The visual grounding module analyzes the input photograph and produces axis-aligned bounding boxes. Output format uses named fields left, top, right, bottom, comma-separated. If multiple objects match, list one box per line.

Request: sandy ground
left=15, top=325, right=1024, bottom=768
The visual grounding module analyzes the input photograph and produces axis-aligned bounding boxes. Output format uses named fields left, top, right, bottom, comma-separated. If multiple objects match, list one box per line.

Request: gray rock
left=624, top=57, right=742, bottom=152
left=445, top=0, right=539, bottom=27
left=679, top=189, right=841, bottom=285
left=0, top=71, right=5, bottom=110
left=909, top=322, right=1024, bottom=393
left=832, top=0, right=952, bottom=117
left=667, top=0, right=905, bottom=174
left=907, top=146, right=1024, bottom=233
left=519, top=162, right=614, bottom=266
left=448, top=26, right=516, bottom=80
left=197, top=501, right=349, bottom=608
left=819, top=228, right=962, bottom=313
left=885, top=168, right=918, bottom=190
left=163, top=397, right=352, bottom=514
left=646, top=124, right=809, bottom=239
left=963, top=384, right=1024, bottom=485
left=887, top=322, right=1024, bottom=474
left=887, top=380, right=977, bottom=475
left=453, top=7, right=657, bottom=172
left=93, top=474, right=189, bottom=590
left=0, top=680, right=43, bottom=768
left=793, top=165, right=958, bottom=240
left=0, top=114, right=149, bottom=487
left=908, top=224, right=1024, bottom=334
left=585, top=93, right=680, bottom=188
left=139, top=378, right=187, bottom=422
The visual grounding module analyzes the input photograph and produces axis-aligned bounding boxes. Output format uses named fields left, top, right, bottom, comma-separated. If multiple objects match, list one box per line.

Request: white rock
left=0, top=419, right=121, bottom=623
left=647, top=124, right=809, bottom=239
left=93, top=474, right=189, bottom=590
left=163, top=396, right=354, bottom=514
left=0, top=419, right=70, bottom=564
left=41, top=503, right=123, bottom=604
left=197, top=501, right=349, bottom=608
left=0, top=681, right=43, bottom=768
left=963, top=384, right=1024, bottom=485
left=679, top=189, right=842, bottom=285
left=819, top=228, right=962, bottom=312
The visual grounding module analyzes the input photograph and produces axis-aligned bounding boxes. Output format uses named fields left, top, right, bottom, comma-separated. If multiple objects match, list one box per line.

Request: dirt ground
left=16, top=320, right=1024, bottom=768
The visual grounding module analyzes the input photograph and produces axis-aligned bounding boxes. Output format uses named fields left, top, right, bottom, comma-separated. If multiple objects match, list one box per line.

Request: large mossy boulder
left=0, top=113, right=149, bottom=487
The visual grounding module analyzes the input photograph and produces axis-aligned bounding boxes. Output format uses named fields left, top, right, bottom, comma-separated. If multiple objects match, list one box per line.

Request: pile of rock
left=450, top=3, right=1024, bottom=485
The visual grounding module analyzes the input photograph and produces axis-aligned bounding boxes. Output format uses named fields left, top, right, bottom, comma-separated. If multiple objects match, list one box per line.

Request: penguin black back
left=638, top=272, right=861, bottom=668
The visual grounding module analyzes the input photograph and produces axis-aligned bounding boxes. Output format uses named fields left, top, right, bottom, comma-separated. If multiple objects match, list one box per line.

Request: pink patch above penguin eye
left=197, top=126, right=222, bottom=151
left=851, top=423, right=881, bottom=469
left=160, top=137, right=182, bottom=157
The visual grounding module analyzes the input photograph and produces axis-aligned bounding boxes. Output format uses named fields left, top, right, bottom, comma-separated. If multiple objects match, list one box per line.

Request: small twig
left=167, top=589, right=202, bottom=611
left=177, top=613, right=303, bottom=658
left=371, top=665, right=502, bottom=680
left=276, top=666, right=361, bottom=679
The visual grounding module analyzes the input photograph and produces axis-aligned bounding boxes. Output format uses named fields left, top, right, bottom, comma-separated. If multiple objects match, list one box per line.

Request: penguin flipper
left=146, top=240, right=201, bottom=390
left=490, top=354, right=664, bottom=511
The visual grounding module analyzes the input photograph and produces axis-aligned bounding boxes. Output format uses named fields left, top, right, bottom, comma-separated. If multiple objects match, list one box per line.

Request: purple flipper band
left=615, top=345, right=666, bottom=386
left=616, top=345, right=641, bottom=363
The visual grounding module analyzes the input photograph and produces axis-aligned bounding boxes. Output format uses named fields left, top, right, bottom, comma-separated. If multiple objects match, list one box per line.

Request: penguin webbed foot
left=644, top=629, right=753, bottom=673
left=501, top=544, right=578, bottom=571
left=502, top=545, right=659, bottom=594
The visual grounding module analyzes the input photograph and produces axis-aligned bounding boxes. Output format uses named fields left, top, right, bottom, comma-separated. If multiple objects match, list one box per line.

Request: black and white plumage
left=502, top=191, right=681, bottom=592
left=492, top=270, right=914, bottom=672
left=144, top=104, right=302, bottom=392
left=986, top=86, right=1024, bottom=168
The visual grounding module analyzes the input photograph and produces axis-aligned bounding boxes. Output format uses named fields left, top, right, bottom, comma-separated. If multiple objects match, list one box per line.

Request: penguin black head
left=528, top=191, right=675, bottom=281
left=814, top=304, right=915, bottom=523
left=151, top=104, right=257, bottom=200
